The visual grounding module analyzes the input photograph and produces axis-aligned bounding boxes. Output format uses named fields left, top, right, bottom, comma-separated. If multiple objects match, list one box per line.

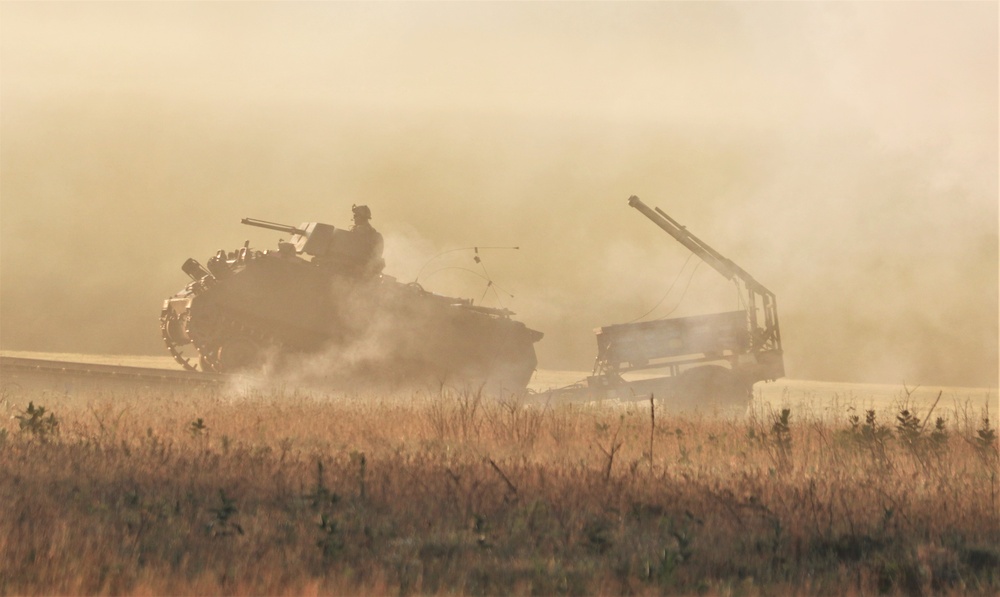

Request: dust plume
left=1, top=2, right=996, bottom=387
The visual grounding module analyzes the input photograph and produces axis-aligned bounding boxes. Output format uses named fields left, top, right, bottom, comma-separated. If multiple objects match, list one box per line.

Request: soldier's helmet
left=352, top=204, right=372, bottom=220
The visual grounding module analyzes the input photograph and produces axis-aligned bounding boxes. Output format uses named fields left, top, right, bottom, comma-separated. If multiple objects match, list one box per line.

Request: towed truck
left=545, top=196, right=784, bottom=407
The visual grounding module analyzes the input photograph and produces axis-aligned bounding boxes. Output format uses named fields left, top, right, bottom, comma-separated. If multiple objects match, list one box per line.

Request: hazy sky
left=1, top=2, right=997, bottom=387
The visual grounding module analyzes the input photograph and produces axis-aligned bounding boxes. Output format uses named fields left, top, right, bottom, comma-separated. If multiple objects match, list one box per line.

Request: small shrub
left=206, top=489, right=243, bottom=537
left=317, top=514, right=344, bottom=559
left=929, top=416, right=950, bottom=455
left=854, top=409, right=893, bottom=468
left=770, top=408, right=792, bottom=471
left=973, top=413, right=998, bottom=470
left=15, top=402, right=58, bottom=442
left=189, top=418, right=208, bottom=436
left=895, top=409, right=921, bottom=446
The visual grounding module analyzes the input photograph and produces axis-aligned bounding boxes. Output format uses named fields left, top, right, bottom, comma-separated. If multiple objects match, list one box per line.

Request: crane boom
left=627, top=195, right=772, bottom=297
left=626, top=195, right=782, bottom=356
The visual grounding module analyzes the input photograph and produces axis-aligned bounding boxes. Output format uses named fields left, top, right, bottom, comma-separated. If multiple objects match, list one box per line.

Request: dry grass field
left=0, top=372, right=997, bottom=596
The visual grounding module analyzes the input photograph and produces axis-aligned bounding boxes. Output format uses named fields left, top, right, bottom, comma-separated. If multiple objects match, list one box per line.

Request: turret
left=241, top=218, right=338, bottom=257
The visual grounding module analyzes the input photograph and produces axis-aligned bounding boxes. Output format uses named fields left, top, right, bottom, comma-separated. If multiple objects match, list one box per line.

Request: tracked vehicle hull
left=161, top=227, right=542, bottom=393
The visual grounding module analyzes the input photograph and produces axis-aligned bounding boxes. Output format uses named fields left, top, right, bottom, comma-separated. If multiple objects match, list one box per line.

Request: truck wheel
left=676, top=365, right=751, bottom=409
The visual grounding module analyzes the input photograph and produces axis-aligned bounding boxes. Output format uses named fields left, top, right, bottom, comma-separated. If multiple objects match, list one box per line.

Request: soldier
left=350, top=204, right=385, bottom=277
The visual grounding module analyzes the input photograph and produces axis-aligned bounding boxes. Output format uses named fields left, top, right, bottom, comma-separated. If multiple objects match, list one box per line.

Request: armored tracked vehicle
left=160, top=218, right=543, bottom=393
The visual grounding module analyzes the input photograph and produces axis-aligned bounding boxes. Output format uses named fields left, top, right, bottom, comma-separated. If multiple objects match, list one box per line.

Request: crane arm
left=627, top=195, right=773, bottom=299
left=626, top=195, right=781, bottom=354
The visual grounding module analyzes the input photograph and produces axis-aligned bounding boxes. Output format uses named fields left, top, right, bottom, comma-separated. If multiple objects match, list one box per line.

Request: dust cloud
left=1, top=3, right=996, bottom=388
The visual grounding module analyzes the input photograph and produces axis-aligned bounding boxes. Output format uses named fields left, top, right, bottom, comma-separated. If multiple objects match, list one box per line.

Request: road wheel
left=215, top=336, right=264, bottom=373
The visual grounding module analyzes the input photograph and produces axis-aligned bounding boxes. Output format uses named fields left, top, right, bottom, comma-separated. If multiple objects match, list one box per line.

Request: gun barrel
left=241, top=218, right=306, bottom=236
